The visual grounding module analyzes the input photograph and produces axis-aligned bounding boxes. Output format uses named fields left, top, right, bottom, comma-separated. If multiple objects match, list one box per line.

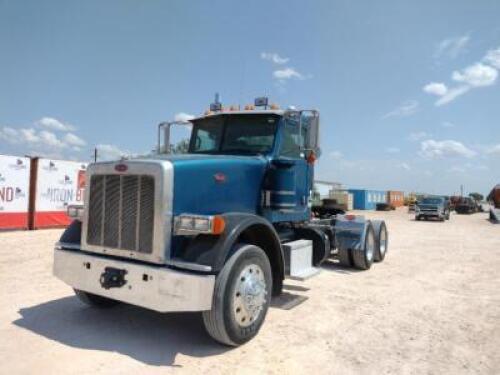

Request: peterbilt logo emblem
left=214, top=173, right=226, bottom=183
left=115, top=164, right=128, bottom=172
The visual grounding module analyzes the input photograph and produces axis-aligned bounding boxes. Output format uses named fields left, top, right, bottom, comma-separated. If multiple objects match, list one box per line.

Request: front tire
left=203, top=244, right=272, bottom=346
left=74, top=289, right=120, bottom=308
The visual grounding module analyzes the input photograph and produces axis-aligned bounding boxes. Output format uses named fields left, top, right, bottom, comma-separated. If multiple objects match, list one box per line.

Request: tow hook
left=100, top=267, right=128, bottom=289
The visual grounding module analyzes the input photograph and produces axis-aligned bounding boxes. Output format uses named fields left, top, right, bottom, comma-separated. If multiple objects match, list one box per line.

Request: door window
left=280, top=117, right=303, bottom=158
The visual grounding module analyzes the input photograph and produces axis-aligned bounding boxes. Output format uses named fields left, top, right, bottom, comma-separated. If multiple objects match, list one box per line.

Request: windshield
left=188, top=114, right=279, bottom=155
left=420, top=197, right=443, bottom=205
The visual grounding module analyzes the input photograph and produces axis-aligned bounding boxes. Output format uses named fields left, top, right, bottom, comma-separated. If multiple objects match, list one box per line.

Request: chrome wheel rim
left=366, top=230, right=375, bottom=261
left=379, top=227, right=387, bottom=255
left=233, top=264, right=267, bottom=327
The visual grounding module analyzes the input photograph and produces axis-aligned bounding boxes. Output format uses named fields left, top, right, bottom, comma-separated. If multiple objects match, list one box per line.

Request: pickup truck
left=415, top=197, right=450, bottom=221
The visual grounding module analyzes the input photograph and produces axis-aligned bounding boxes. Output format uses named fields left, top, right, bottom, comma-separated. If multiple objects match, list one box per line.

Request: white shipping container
left=0, top=155, right=30, bottom=229
left=33, top=158, right=88, bottom=228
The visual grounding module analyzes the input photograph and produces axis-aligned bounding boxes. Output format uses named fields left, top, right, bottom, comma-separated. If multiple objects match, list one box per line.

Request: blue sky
left=0, top=0, right=499, bottom=196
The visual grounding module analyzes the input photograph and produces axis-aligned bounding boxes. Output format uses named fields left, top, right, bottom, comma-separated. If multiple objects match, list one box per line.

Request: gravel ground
left=0, top=208, right=499, bottom=374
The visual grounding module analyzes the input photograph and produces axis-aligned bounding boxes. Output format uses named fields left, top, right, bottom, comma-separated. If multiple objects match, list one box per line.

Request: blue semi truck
left=54, top=98, right=389, bottom=346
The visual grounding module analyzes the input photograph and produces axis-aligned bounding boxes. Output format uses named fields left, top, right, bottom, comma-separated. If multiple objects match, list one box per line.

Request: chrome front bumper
left=54, top=249, right=215, bottom=312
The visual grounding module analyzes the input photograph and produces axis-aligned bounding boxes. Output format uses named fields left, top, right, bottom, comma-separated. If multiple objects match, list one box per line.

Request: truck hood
left=157, top=154, right=270, bottom=216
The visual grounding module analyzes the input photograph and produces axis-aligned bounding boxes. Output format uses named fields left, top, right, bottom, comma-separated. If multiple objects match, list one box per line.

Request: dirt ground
left=0, top=208, right=499, bottom=374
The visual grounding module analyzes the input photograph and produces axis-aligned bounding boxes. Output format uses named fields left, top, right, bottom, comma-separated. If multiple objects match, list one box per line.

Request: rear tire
left=372, top=220, right=388, bottom=262
left=337, top=245, right=352, bottom=267
left=351, top=223, right=376, bottom=270
left=74, top=289, right=120, bottom=308
left=202, top=244, right=272, bottom=346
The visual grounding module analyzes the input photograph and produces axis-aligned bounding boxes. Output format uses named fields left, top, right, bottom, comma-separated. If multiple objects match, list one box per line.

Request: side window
left=195, top=129, right=217, bottom=152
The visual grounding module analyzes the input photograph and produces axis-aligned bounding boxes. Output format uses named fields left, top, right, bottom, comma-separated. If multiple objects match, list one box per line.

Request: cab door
left=264, top=111, right=318, bottom=222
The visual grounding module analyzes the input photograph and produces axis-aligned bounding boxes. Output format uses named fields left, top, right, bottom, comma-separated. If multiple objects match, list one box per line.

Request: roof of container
left=348, top=188, right=387, bottom=192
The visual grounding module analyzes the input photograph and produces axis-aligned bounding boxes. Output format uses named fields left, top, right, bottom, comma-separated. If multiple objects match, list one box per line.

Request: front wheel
left=74, top=289, right=120, bottom=308
left=203, top=244, right=272, bottom=346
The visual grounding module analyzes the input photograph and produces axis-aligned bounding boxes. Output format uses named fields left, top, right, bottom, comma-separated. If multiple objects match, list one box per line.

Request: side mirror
left=302, top=110, right=321, bottom=159
left=157, top=121, right=192, bottom=154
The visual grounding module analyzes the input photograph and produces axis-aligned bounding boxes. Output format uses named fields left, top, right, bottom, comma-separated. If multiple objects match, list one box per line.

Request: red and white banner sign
left=33, top=158, right=87, bottom=228
left=0, top=155, right=31, bottom=229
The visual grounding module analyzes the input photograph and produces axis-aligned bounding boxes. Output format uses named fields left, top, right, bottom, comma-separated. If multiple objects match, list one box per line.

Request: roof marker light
left=254, top=97, right=269, bottom=107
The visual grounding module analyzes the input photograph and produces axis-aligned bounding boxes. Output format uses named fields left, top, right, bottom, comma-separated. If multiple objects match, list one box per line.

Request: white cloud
left=435, top=34, right=470, bottom=59
left=408, top=131, right=428, bottom=141
left=36, top=117, right=76, bottom=131
left=424, top=46, right=500, bottom=106
left=385, top=147, right=400, bottom=154
left=0, top=124, right=87, bottom=158
left=399, top=162, right=411, bottom=171
left=260, top=52, right=289, bottom=65
left=0, top=127, right=42, bottom=145
left=383, top=100, right=419, bottom=118
left=423, top=82, right=448, bottom=96
left=39, top=130, right=65, bottom=148
left=174, top=112, right=195, bottom=122
left=0, top=127, right=19, bottom=140
left=273, top=67, right=305, bottom=81
left=64, top=133, right=86, bottom=147
left=452, top=63, right=498, bottom=87
left=484, top=47, right=500, bottom=69
left=20, top=128, right=40, bottom=143
left=486, top=144, right=500, bottom=156
left=419, top=139, right=476, bottom=159
left=96, top=144, right=129, bottom=161
left=435, top=85, right=470, bottom=106
left=329, top=151, right=343, bottom=160
left=450, top=166, right=466, bottom=173
left=442, top=122, right=455, bottom=128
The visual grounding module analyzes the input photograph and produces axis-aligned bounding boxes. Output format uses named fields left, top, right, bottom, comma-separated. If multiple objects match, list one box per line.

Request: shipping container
left=348, top=189, right=387, bottom=210
left=387, top=190, right=404, bottom=207
left=31, top=158, right=87, bottom=228
left=329, top=190, right=354, bottom=211
left=347, top=193, right=353, bottom=211
left=0, top=155, right=31, bottom=230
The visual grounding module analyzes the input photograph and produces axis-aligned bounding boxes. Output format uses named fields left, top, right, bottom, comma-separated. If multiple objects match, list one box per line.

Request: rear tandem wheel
left=351, top=223, right=376, bottom=270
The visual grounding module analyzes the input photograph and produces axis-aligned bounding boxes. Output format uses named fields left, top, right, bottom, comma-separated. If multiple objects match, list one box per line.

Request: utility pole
left=460, top=184, right=464, bottom=197
left=94, top=148, right=98, bottom=162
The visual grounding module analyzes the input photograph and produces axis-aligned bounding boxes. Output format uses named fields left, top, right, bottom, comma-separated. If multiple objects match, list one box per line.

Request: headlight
left=194, top=217, right=210, bottom=232
left=174, top=214, right=225, bottom=235
left=66, top=205, right=84, bottom=220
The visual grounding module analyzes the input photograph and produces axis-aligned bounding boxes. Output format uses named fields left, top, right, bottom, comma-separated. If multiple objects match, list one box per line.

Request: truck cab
left=54, top=98, right=388, bottom=346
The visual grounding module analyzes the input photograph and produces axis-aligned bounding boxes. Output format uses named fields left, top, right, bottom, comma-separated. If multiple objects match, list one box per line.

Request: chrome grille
left=87, top=174, right=155, bottom=254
